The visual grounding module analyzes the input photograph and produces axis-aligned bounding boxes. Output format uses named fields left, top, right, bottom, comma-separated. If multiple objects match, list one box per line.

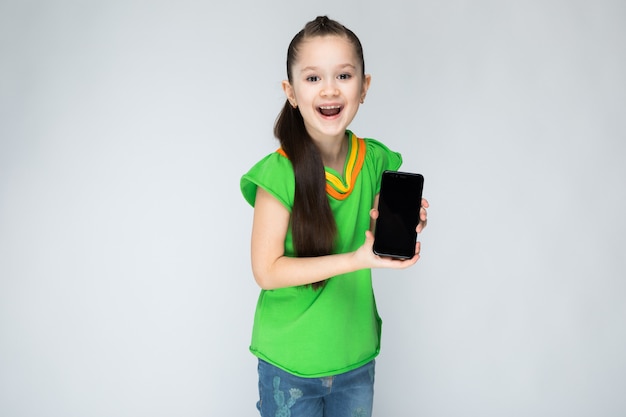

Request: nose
left=320, top=80, right=339, bottom=97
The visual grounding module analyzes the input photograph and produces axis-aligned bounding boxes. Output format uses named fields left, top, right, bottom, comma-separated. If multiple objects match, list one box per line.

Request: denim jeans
left=256, top=359, right=375, bottom=417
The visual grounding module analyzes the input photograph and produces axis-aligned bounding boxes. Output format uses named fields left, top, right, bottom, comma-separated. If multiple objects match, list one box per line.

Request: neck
left=314, top=132, right=348, bottom=172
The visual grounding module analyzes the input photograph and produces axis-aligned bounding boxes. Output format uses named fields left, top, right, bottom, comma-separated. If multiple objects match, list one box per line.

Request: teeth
left=319, top=106, right=341, bottom=109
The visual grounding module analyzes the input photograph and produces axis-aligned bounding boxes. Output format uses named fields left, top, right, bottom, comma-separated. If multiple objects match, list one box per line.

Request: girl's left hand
left=416, top=198, right=429, bottom=233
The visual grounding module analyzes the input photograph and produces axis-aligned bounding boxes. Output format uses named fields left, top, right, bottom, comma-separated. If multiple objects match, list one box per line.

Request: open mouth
left=318, top=105, right=342, bottom=117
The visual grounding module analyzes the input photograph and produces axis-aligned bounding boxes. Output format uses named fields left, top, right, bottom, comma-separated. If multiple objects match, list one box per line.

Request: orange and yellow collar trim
left=276, top=132, right=366, bottom=200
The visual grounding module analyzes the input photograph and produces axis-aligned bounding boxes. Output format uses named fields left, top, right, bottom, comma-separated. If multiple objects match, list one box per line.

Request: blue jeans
left=256, top=359, right=375, bottom=417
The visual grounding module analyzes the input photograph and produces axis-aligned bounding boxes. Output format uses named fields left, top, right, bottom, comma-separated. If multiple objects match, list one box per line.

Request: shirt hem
left=249, top=347, right=380, bottom=378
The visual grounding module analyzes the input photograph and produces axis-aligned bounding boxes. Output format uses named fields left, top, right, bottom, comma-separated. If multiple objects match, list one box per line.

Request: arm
left=250, top=188, right=420, bottom=290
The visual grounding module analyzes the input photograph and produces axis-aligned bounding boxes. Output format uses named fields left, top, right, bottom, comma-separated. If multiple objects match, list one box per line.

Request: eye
left=338, top=73, right=352, bottom=80
left=306, top=75, right=320, bottom=82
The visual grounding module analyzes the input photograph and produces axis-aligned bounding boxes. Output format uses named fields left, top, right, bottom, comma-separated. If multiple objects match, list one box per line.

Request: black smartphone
left=373, top=171, right=424, bottom=259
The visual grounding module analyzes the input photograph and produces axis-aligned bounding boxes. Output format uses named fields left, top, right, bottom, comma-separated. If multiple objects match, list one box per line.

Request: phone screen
left=373, top=171, right=424, bottom=259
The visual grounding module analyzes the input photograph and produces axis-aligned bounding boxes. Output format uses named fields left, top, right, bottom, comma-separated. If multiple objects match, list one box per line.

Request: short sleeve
left=362, top=138, right=403, bottom=194
left=240, top=152, right=295, bottom=210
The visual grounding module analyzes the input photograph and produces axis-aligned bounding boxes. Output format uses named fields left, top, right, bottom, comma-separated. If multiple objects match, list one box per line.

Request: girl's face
left=283, top=35, right=371, bottom=143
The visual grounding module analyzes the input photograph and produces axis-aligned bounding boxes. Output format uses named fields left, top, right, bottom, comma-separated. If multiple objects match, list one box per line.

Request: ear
left=360, top=74, right=372, bottom=103
left=282, top=80, right=297, bottom=108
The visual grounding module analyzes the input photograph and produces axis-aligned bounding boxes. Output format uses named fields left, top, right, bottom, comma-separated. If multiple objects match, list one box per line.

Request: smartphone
left=373, top=171, right=424, bottom=259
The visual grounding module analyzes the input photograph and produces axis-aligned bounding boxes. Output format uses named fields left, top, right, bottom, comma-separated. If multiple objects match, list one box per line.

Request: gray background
left=1, top=0, right=625, bottom=416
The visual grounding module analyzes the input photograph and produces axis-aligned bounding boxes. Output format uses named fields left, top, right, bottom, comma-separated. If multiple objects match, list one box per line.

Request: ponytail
left=274, top=101, right=336, bottom=290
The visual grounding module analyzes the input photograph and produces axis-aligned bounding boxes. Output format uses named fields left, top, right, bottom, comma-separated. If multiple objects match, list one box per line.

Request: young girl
left=240, top=16, right=428, bottom=417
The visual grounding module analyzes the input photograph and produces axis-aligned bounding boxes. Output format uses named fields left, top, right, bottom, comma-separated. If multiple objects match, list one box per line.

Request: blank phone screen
left=373, top=171, right=424, bottom=259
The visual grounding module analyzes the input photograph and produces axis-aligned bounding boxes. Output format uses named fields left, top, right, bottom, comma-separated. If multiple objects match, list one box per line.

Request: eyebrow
left=300, top=63, right=357, bottom=73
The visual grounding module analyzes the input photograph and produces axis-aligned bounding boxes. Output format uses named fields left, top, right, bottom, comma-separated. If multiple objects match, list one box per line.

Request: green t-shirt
left=240, top=131, right=402, bottom=377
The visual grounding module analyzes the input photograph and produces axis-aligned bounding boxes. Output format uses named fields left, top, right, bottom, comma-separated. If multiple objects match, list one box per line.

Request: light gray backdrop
left=1, top=1, right=625, bottom=416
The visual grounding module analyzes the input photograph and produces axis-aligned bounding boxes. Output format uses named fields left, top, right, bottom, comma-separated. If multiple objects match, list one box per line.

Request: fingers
left=417, top=217, right=427, bottom=233
left=370, top=241, right=421, bottom=269
left=416, top=199, right=428, bottom=233
left=389, top=252, right=420, bottom=268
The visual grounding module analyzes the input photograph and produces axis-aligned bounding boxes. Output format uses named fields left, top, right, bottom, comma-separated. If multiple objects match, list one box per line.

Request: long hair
left=274, top=16, right=366, bottom=289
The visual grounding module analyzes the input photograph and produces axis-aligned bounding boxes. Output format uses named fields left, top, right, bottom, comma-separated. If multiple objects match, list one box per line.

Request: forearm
left=252, top=251, right=361, bottom=290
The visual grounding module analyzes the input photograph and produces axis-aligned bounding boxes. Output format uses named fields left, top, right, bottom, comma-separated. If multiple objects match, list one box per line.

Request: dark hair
left=274, top=16, right=365, bottom=290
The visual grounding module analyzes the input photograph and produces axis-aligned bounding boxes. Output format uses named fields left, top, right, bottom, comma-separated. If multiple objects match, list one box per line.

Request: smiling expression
left=282, top=35, right=371, bottom=144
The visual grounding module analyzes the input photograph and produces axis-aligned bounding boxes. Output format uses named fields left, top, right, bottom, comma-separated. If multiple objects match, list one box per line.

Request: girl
left=240, top=16, right=428, bottom=417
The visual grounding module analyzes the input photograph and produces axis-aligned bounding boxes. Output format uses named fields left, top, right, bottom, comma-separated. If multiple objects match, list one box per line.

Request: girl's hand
left=353, top=229, right=421, bottom=269
left=417, top=198, right=429, bottom=233
left=359, top=197, right=429, bottom=269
